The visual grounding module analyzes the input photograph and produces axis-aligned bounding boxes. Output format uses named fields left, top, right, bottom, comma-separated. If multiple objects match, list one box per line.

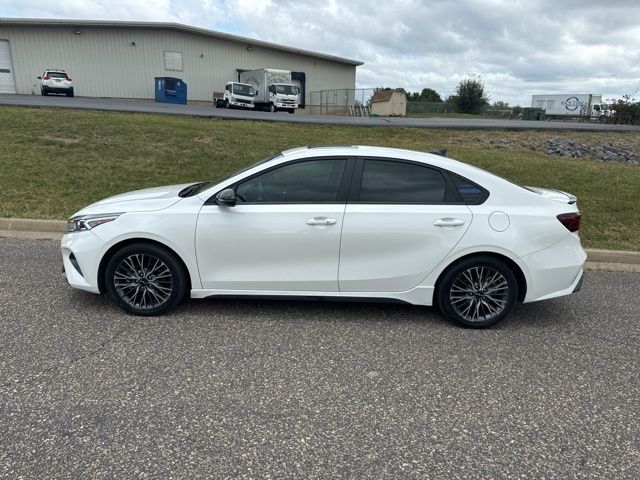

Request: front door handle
left=433, top=218, right=465, bottom=227
left=306, top=217, right=337, bottom=226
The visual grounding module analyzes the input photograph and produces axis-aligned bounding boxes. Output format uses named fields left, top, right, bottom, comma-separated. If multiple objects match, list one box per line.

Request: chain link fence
left=308, top=88, right=376, bottom=116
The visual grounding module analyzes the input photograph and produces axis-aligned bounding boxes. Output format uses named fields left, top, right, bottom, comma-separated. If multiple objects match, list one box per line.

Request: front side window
left=358, top=159, right=447, bottom=203
left=235, top=159, right=346, bottom=203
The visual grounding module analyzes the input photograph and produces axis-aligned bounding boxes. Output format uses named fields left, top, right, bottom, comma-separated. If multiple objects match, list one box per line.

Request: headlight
left=67, top=213, right=121, bottom=233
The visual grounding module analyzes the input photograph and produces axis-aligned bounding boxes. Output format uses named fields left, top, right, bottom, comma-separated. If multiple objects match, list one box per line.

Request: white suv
left=38, top=69, right=74, bottom=97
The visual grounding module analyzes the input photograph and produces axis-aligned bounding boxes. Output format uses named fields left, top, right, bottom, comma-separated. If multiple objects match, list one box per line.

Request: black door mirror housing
left=215, top=188, right=237, bottom=206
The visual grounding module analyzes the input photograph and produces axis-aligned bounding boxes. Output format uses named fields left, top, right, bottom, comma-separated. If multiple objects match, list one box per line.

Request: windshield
left=275, top=85, right=299, bottom=95
left=233, top=84, right=255, bottom=96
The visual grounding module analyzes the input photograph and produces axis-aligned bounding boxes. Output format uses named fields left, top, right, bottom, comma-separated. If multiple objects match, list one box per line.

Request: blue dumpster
left=154, top=77, right=187, bottom=105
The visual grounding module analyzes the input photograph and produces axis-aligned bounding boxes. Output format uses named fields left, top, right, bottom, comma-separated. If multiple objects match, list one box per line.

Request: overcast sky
left=2, top=0, right=639, bottom=105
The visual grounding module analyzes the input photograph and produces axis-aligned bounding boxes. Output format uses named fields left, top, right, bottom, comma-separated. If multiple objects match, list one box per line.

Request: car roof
left=45, top=69, right=67, bottom=72
left=278, top=145, right=511, bottom=188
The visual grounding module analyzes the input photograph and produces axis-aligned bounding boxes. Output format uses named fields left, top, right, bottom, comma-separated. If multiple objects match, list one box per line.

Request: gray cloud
left=1, top=0, right=639, bottom=105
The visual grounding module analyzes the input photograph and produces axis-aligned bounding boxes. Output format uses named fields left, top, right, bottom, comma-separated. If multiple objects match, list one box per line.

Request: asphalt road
left=2, top=93, right=640, bottom=132
left=1, top=237, right=639, bottom=479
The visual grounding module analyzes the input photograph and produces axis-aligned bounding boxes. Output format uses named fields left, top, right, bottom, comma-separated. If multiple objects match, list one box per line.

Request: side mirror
left=215, top=188, right=237, bottom=207
left=37, top=76, right=42, bottom=79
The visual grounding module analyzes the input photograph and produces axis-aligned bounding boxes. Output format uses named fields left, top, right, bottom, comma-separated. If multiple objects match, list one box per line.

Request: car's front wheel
left=105, top=243, right=187, bottom=316
left=437, top=256, right=517, bottom=328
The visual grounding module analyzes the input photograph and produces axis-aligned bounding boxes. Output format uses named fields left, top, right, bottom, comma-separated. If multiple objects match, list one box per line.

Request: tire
left=104, top=242, right=187, bottom=316
left=66, top=89, right=74, bottom=97
left=224, top=99, right=230, bottom=109
left=41, top=89, right=47, bottom=96
left=436, top=256, right=517, bottom=328
left=288, top=108, right=295, bottom=114
left=269, top=103, right=276, bottom=113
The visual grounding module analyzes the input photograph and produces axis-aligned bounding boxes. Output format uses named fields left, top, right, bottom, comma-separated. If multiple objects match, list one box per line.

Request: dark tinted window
left=47, top=72, right=68, bottom=79
left=359, top=160, right=447, bottom=203
left=236, top=159, right=346, bottom=203
left=450, top=173, right=489, bottom=204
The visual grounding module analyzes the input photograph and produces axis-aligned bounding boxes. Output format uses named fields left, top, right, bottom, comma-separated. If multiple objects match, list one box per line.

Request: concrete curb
left=0, top=217, right=66, bottom=233
left=1, top=217, right=639, bottom=272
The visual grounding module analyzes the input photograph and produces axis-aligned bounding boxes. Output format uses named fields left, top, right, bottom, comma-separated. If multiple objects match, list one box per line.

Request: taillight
left=67, top=77, right=72, bottom=81
left=557, top=212, right=581, bottom=232
left=43, top=76, right=50, bottom=80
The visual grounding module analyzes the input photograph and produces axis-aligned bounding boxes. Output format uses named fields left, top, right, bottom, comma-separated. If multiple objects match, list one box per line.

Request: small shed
left=370, top=89, right=407, bottom=116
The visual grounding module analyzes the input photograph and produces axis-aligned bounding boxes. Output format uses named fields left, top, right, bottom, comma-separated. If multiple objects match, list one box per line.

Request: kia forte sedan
left=62, top=146, right=586, bottom=328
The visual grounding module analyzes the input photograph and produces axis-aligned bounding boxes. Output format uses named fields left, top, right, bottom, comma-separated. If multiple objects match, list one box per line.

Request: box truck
left=531, top=94, right=604, bottom=118
left=238, top=68, right=300, bottom=113
left=213, top=82, right=256, bottom=109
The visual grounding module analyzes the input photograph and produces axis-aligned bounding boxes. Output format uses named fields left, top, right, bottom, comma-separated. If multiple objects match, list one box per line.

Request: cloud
left=2, top=0, right=639, bottom=105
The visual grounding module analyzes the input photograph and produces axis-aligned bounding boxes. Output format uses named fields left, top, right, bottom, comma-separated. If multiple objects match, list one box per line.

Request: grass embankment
left=1, top=106, right=639, bottom=250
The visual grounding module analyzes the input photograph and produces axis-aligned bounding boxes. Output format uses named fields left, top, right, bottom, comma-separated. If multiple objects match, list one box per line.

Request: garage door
left=0, top=40, right=16, bottom=94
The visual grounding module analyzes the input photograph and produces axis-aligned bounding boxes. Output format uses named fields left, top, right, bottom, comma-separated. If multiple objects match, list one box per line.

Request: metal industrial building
left=0, top=18, right=362, bottom=105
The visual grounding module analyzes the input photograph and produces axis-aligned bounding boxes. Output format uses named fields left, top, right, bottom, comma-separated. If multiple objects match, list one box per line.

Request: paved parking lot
left=3, top=93, right=640, bottom=132
left=1, top=237, right=639, bottom=478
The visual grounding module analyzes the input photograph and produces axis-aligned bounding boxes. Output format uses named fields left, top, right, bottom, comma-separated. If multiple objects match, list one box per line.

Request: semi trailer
left=531, top=94, right=604, bottom=118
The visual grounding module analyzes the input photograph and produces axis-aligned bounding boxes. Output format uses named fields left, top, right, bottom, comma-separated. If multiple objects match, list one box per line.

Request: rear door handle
left=433, top=218, right=465, bottom=227
left=306, top=217, right=337, bottom=226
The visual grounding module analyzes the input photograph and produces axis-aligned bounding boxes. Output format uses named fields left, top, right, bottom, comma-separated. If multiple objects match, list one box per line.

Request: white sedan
left=62, top=146, right=586, bottom=328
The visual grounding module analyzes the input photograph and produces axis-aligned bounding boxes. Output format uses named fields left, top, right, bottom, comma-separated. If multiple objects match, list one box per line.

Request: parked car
left=61, top=146, right=586, bottom=328
left=38, top=69, right=74, bottom=96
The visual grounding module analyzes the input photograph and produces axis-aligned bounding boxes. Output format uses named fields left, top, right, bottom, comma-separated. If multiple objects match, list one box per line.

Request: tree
left=492, top=100, right=509, bottom=109
left=407, top=87, right=443, bottom=103
left=420, top=87, right=443, bottom=102
left=453, top=77, right=490, bottom=114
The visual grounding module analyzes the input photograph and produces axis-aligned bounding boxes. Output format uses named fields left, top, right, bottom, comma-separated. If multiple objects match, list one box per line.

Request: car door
left=339, top=158, right=473, bottom=292
left=196, top=157, right=353, bottom=291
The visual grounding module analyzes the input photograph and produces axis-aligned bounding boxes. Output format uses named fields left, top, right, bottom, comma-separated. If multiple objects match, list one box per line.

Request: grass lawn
left=1, top=106, right=639, bottom=250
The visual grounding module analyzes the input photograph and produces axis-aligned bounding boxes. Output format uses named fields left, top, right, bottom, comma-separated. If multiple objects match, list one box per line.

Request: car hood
left=72, top=183, right=193, bottom=217
left=525, top=186, right=577, bottom=205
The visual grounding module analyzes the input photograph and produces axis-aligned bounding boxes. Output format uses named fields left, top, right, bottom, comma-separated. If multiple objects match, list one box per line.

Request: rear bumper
left=43, top=86, right=73, bottom=93
left=519, top=234, right=587, bottom=303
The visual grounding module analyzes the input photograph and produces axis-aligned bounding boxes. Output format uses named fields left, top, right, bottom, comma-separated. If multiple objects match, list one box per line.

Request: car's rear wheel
left=437, top=256, right=517, bottom=328
left=41, top=89, right=47, bottom=96
left=105, top=243, right=187, bottom=316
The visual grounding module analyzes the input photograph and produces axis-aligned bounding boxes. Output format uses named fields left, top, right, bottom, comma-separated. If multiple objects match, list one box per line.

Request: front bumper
left=61, top=231, right=105, bottom=293
left=230, top=101, right=254, bottom=108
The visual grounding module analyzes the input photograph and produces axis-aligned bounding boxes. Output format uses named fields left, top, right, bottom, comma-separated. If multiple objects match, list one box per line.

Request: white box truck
left=213, top=82, right=256, bottom=109
left=239, top=68, right=300, bottom=113
left=531, top=94, right=604, bottom=118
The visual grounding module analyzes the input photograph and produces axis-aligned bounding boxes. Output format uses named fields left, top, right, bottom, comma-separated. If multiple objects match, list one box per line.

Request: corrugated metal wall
left=0, top=25, right=356, bottom=102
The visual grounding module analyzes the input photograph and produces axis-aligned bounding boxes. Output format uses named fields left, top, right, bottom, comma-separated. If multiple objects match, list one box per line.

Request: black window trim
left=205, top=156, right=357, bottom=205
left=348, top=157, right=470, bottom=205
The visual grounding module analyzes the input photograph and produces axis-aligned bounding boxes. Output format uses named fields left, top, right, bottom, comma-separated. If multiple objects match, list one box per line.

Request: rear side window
left=236, top=159, right=347, bottom=203
left=358, top=159, right=447, bottom=203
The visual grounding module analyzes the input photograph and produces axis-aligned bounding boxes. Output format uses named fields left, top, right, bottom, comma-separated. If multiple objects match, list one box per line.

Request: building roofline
left=0, top=17, right=364, bottom=66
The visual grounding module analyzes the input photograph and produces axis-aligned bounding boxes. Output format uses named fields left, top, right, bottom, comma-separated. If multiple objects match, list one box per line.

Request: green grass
left=1, top=106, right=639, bottom=250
